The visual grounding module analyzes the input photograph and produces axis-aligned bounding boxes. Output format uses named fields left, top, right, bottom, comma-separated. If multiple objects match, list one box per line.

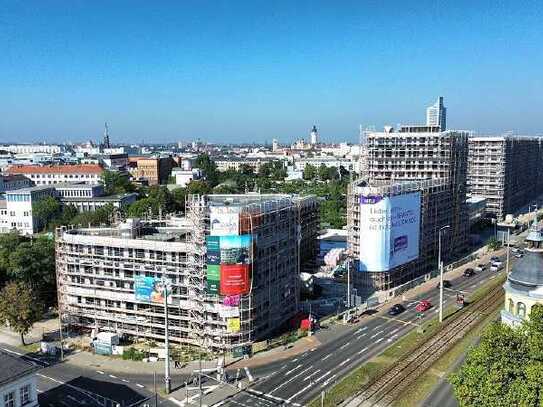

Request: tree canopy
left=451, top=304, right=543, bottom=406
left=100, top=170, right=135, bottom=195
left=0, top=281, right=43, bottom=345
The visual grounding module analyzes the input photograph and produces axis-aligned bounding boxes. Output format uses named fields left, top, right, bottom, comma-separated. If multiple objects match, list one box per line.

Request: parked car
left=388, top=304, right=406, bottom=316
left=515, top=253, right=524, bottom=258
left=416, top=300, right=432, bottom=312
left=463, top=268, right=475, bottom=277
left=511, top=247, right=520, bottom=254
left=492, top=260, right=503, bottom=267
left=490, top=264, right=501, bottom=272
left=436, top=280, right=452, bottom=289
left=475, top=264, right=486, bottom=272
left=491, top=256, right=501, bottom=263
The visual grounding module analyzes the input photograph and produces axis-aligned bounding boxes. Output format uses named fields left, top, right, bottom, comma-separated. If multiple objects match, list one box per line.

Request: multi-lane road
left=221, top=250, right=513, bottom=406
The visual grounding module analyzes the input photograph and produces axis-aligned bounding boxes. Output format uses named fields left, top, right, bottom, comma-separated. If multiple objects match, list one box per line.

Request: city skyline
left=1, top=1, right=542, bottom=143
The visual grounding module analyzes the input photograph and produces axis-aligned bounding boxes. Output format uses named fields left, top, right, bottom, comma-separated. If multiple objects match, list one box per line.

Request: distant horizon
left=2, top=1, right=542, bottom=143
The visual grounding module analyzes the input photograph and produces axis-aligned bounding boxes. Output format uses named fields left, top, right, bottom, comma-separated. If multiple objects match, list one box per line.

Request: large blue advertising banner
left=134, top=276, right=171, bottom=304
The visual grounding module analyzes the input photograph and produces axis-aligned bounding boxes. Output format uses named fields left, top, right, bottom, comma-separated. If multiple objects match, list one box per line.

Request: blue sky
left=1, top=0, right=542, bottom=144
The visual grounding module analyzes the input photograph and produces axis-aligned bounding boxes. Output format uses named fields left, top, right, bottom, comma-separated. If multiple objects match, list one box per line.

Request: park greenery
left=451, top=304, right=543, bottom=406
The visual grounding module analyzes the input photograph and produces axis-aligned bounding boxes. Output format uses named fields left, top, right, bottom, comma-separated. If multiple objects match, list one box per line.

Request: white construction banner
left=210, top=206, right=239, bottom=236
left=358, top=191, right=421, bottom=272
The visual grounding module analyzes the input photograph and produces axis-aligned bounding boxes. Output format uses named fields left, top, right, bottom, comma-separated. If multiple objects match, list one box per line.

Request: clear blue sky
left=1, top=0, right=542, bottom=144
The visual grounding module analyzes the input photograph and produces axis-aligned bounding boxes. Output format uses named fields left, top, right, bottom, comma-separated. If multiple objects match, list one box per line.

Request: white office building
left=426, top=96, right=447, bottom=130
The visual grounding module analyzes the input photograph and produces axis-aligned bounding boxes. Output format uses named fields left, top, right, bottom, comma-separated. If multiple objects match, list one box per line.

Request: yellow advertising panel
left=227, top=317, right=241, bottom=333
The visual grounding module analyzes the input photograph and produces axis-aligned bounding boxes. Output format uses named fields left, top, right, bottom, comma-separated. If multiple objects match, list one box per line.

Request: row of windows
left=3, top=383, right=32, bottom=407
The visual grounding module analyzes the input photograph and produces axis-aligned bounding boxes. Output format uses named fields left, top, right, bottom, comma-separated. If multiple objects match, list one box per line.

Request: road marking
left=375, top=338, right=384, bottom=344
left=377, top=316, right=419, bottom=326
left=1, top=347, right=22, bottom=356
left=356, top=333, right=367, bottom=340
left=370, top=330, right=384, bottom=339
left=245, top=389, right=302, bottom=406
left=122, top=379, right=129, bottom=383
left=303, top=369, right=321, bottom=382
left=322, top=354, right=332, bottom=361
left=136, top=383, right=145, bottom=388
left=270, top=366, right=313, bottom=394
left=339, top=342, right=351, bottom=349
left=109, top=374, right=117, bottom=379
left=96, top=371, right=105, bottom=375
left=356, top=326, right=368, bottom=333
left=387, top=334, right=400, bottom=343
left=321, top=374, right=337, bottom=388
left=338, top=358, right=351, bottom=367
left=285, top=364, right=303, bottom=375
left=37, top=373, right=65, bottom=385
left=287, top=382, right=313, bottom=402
left=388, top=328, right=400, bottom=335
left=1, top=347, right=49, bottom=366
left=314, top=371, right=331, bottom=383
left=357, top=347, right=368, bottom=355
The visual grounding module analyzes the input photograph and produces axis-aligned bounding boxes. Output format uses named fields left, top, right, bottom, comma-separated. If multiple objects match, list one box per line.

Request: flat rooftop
left=0, top=351, right=38, bottom=386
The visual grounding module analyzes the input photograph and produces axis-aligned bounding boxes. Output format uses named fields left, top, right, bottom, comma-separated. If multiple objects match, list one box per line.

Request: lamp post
left=162, top=277, right=172, bottom=394
left=438, top=225, right=450, bottom=323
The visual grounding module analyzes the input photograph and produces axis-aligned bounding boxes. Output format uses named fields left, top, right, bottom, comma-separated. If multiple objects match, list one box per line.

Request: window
left=517, top=302, right=527, bottom=319
left=508, top=299, right=515, bottom=314
left=20, top=384, right=31, bottom=405
left=3, top=391, right=15, bottom=407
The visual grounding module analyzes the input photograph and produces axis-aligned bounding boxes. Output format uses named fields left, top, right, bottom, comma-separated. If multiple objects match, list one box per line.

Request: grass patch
left=308, top=272, right=507, bottom=407
left=17, top=342, right=41, bottom=353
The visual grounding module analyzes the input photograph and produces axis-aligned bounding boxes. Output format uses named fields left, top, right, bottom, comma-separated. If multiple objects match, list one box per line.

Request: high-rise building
left=426, top=96, right=447, bottom=130
left=272, top=139, right=279, bottom=152
left=467, top=136, right=543, bottom=220
left=347, top=124, right=469, bottom=294
left=55, top=193, right=319, bottom=352
left=310, top=125, right=319, bottom=145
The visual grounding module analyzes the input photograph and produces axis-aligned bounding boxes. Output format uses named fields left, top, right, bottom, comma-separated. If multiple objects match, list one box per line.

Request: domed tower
left=502, top=227, right=543, bottom=327
left=310, top=125, right=319, bottom=145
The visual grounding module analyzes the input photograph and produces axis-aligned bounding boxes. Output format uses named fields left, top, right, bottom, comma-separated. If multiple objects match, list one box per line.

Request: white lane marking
left=338, top=358, right=351, bottom=367
left=356, top=326, right=368, bottom=333
left=339, top=342, right=351, bottom=350
left=96, top=371, right=105, bottom=375
left=357, top=347, right=368, bottom=355
left=388, top=328, right=400, bottom=335
left=109, top=374, right=117, bottom=379
left=387, top=334, right=400, bottom=342
left=314, top=371, right=331, bottom=383
left=375, top=337, right=384, bottom=344
left=303, top=369, right=321, bottom=382
left=370, top=330, right=384, bottom=339
left=372, top=325, right=383, bottom=330
left=321, top=374, right=337, bottom=388
left=322, top=354, right=332, bottom=361
left=246, top=389, right=302, bottom=406
left=356, top=333, right=367, bottom=340
left=269, top=366, right=313, bottom=394
left=136, top=383, right=145, bottom=388
left=1, top=347, right=49, bottom=365
left=37, top=373, right=64, bottom=385
left=122, top=379, right=129, bottom=383
left=285, top=364, right=303, bottom=375
left=287, top=382, right=313, bottom=402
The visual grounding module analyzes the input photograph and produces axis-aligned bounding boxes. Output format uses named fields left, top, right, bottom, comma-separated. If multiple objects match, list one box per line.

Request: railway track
left=343, top=283, right=504, bottom=407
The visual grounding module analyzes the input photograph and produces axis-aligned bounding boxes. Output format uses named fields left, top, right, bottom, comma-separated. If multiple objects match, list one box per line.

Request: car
left=475, top=264, right=486, bottom=272
left=491, top=256, right=501, bottom=263
left=437, top=280, right=452, bottom=289
left=492, top=260, right=503, bottom=267
left=416, top=300, right=432, bottom=312
left=388, top=304, right=406, bottom=316
left=463, top=268, right=475, bottom=277
left=515, top=253, right=523, bottom=258
left=490, top=265, right=500, bottom=272
left=511, top=247, right=520, bottom=254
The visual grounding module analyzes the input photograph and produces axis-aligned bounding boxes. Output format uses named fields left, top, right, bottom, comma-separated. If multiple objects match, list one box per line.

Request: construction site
left=468, top=136, right=543, bottom=220
left=55, top=193, right=319, bottom=354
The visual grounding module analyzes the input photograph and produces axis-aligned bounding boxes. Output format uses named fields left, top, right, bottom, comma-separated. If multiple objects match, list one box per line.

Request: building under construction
left=468, top=136, right=543, bottom=220
left=55, top=193, right=319, bottom=353
left=347, top=125, right=469, bottom=294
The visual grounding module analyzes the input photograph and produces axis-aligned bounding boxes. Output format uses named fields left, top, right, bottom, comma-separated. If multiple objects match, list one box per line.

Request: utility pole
left=506, top=228, right=511, bottom=275
left=153, top=371, right=158, bottom=407
left=347, top=260, right=351, bottom=309
left=199, top=353, right=203, bottom=407
left=162, top=278, right=171, bottom=394
left=439, top=225, right=450, bottom=323
left=58, top=313, right=64, bottom=361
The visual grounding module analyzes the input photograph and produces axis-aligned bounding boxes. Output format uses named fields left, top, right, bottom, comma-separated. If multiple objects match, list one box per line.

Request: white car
left=490, top=265, right=501, bottom=272
left=492, top=260, right=503, bottom=267
left=475, top=264, right=486, bottom=272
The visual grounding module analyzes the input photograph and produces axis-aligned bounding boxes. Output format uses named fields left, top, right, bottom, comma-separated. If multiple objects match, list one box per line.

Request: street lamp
left=162, top=277, right=172, bottom=394
left=438, top=225, right=450, bottom=323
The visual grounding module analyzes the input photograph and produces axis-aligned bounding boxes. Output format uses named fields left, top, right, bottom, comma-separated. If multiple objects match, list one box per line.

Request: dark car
left=463, top=268, right=475, bottom=277
left=388, top=304, right=406, bottom=316
left=437, top=280, right=452, bottom=289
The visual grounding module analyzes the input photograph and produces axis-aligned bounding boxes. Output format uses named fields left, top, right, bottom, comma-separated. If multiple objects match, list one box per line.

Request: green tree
left=0, top=233, right=24, bottom=287
left=303, top=164, right=317, bottom=181
left=70, top=204, right=116, bottom=227
left=195, top=154, right=219, bottom=186
left=32, top=196, right=62, bottom=231
left=100, top=170, right=135, bottom=195
left=487, top=237, right=502, bottom=251
left=451, top=304, right=543, bottom=406
left=0, top=282, right=43, bottom=345
left=186, top=180, right=213, bottom=196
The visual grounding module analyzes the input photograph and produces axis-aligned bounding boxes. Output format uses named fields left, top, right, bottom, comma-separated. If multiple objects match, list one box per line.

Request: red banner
left=220, top=264, right=250, bottom=295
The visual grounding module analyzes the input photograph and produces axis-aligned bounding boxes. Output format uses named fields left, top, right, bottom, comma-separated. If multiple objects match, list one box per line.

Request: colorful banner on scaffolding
left=134, top=276, right=172, bottom=304
left=227, top=317, right=241, bottom=333
left=210, top=206, right=240, bottom=236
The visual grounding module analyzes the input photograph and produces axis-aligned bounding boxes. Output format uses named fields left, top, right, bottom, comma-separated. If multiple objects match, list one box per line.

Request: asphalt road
left=221, top=251, right=515, bottom=407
